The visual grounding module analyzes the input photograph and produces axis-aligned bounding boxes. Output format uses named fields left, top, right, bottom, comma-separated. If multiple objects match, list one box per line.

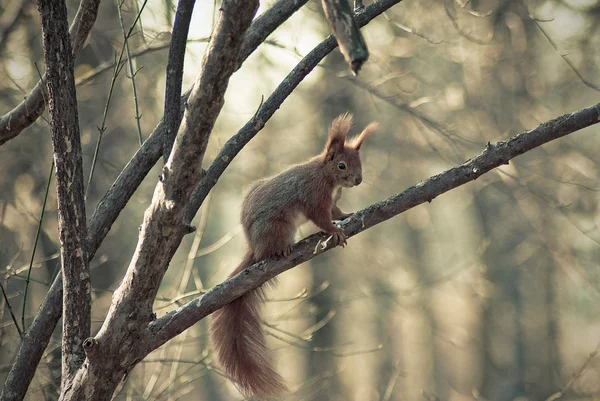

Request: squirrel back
left=209, top=113, right=377, bottom=398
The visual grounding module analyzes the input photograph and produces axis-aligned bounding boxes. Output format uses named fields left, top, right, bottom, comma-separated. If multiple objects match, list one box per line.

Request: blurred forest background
left=1, top=0, right=600, bottom=400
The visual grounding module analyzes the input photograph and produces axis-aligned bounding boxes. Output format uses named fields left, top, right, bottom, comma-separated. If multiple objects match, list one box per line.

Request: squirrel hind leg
left=250, top=219, right=296, bottom=261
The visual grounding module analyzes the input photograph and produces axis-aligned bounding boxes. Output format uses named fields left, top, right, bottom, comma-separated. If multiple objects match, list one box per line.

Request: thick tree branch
left=0, top=0, right=101, bottom=146
left=36, top=0, right=90, bottom=388
left=57, top=1, right=258, bottom=400
left=163, top=0, right=196, bottom=160
left=145, top=102, right=600, bottom=349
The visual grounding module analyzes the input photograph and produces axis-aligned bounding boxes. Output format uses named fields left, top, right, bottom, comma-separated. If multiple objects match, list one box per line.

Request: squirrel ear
left=349, top=121, right=378, bottom=151
left=325, top=113, right=353, bottom=156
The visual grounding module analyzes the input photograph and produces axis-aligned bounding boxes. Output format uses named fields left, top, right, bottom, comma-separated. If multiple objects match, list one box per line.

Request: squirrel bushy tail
left=209, top=251, right=286, bottom=398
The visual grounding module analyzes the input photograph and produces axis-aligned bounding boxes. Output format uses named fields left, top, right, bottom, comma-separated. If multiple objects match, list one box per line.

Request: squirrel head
left=322, top=113, right=378, bottom=188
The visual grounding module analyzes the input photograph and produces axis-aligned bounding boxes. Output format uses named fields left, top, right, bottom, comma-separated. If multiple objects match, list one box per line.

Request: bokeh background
left=1, top=0, right=600, bottom=400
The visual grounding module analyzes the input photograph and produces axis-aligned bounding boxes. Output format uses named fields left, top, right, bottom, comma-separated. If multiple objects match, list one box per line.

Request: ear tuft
left=325, top=112, right=353, bottom=155
left=348, top=121, right=378, bottom=150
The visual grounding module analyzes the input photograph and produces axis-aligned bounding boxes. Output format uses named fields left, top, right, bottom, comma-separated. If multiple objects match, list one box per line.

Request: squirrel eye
left=338, top=162, right=346, bottom=170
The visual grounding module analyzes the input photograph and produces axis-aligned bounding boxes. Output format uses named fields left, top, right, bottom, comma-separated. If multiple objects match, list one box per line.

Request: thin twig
left=545, top=340, right=600, bottom=401
left=194, top=224, right=242, bottom=258
left=178, top=193, right=211, bottom=294
left=0, top=269, right=23, bottom=336
left=117, top=0, right=145, bottom=145
left=21, top=159, right=54, bottom=331
left=444, top=0, right=494, bottom=45
left=163, top=194, right=211, bottom=401
left=382, top=11, right=442, bottom=44
left=162, top=0, right=197, bottom=159
left=529, top=14, right=600, bottom=92
left=86, top=0, right=149, bottom=199
left=75, top=38, right=287, bottom=87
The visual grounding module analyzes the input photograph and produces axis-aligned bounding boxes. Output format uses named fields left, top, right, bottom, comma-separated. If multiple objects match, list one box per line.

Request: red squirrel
left=209, top=113, right=377, bottom=398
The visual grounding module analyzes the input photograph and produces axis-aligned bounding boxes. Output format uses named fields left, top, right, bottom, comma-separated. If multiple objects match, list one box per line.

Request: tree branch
left=0, top=0, right=101, bottom=146
left=36, top=0, right=90, bottom=388
left=238, top=0, right=308, bottom=63
left=0, top=277, right=62, bottom=401
left=162, top=0, right=196, bottom=160
left=145, top=102, right=600, bottom=350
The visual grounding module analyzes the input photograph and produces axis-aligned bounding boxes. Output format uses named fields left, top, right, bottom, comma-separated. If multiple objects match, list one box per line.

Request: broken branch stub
left=321, top=0, right=369, bottom=74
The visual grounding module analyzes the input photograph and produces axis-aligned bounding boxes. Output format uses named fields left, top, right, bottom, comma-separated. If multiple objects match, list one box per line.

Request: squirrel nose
left=354, top=176, right=362, bottom=185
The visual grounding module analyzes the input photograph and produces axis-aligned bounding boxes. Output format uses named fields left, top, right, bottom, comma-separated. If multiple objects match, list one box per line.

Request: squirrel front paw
left=281, top=244, right=294, bottom=257
left=330, top=227, right=347, bottom=248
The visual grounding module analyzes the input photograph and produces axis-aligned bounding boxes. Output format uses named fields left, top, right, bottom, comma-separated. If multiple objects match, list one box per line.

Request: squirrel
left=209, top=113, right=377, bottom=398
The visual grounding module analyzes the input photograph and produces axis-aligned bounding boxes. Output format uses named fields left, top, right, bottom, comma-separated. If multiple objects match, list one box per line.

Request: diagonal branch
left=0, top=0, right=101, bottom=146
left=144, top=102, right=600, bottom=350
left=0, top=277, right=62, bottom=401
left=184, top=0, right=404, bottom=223
left=36, top=0, right=90, bottom=388
left=162, top=0, right=196, bottom=159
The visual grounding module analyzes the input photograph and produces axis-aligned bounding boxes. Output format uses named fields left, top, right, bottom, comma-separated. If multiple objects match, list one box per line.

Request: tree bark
left=163, top=0, right=196, bottom=159
left=36, top=0, right=90, bottom=389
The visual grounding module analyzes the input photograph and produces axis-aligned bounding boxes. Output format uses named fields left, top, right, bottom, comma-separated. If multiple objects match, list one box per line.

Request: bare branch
left=0, top=0, right=101, bottom=146
left=22, top=160, right=54, bottom=331
left=531, top=17, right=600, bottom=92
left=444, top=0, right=494, bottom=45
left=0, top=280, right=22, bottom=338
left=75, top=38, right=205, bottom=86
left=36, top=0, right=90, bottom=387
left=545, top=339, right=600, bottom=401
left=117, top=0, right=146, bottom=145
left=0, top=277, right=62, bottom=401
left=85, top=0, right=149, bottom=201
left=163, top=0, right=196, bottom=160
left=239, top=0, right=309, bottom=62
left=145, top=102, right=600, bottom=350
